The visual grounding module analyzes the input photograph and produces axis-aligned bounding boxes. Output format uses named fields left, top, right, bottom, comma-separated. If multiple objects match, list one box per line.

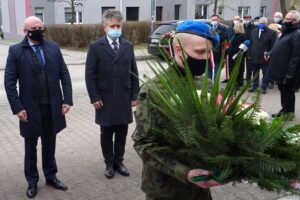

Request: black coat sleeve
left=130, top=45, right=139, bottom=101
left=4, top=46, right=24, bottom=114
left=85, top=42, right=101, bottom=104
left=57, top=44, right=73, bottom=106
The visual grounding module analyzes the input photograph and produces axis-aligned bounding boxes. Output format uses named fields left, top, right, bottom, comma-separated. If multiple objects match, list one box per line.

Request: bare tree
left=280, top=0, right=288, bottom=16
left=213, top=0, right=218, bottom=15
left=48, top=0, right=76, bottom=24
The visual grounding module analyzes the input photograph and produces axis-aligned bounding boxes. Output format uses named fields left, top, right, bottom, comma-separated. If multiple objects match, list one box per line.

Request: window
left=238, top=6, right=250, bottom=17
left=64, top=7, right=82, bottom=24
left=126, top=7, right=139, bottom=21
left=35, top=7, right=44, bottom=21
left=260, top=6, right=266, bottom=17
left=174, top=4, right=181, bottom=20
left=102, top=6, right=115, bottom=16
left=195, top=4, right=208, bottom=19
left=64, top=7, right=75, bottom=23
left=218, top=6, right=224, bottom=18
left=76, top=11, right=83, bottom=23
left=156, top=6, right=163, bottom=21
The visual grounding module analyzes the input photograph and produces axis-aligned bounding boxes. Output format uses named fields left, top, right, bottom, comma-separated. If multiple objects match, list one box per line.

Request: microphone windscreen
left=243, top=40, right=251, bottom=47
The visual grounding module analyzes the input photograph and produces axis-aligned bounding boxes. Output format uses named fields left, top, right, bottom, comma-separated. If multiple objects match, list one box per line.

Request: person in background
left=253, top=16, right=260, bottom=26
left=267, top=11, right=284, bottom=89
left=248, top=17, right=276, bottom=94
left=222, top=15, right=242, bottom=83
left=4, top=16, right=72, bottom=198
left=85, top=9, right=139, bottom=179
left=227, top=22, right=245, bottom=90
left=268, top=10, right=300, bottom=118
left=0, top=24, right=4, bottom=40
left=133, top=19, right=222, bottom=200
left=243, top=14, right=257, bottom=83
left=209, top=14, right=229, bottom=80
left=273, top=11, right=283, bottom=25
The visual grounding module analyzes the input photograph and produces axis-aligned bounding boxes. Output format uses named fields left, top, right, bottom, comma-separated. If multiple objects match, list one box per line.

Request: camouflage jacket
left=132, top=76, right=213, bottom=199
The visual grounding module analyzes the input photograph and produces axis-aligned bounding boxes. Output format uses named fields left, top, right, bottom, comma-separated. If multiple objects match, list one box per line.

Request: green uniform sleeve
left=132, top=85, right=190, bottom=184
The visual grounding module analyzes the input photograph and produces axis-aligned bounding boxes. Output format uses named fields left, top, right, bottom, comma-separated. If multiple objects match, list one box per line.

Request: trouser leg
left=251, top=64, right=260, bottom=89
left=100, top=126, right=114, bottom=165
left=24, top=137, right=39, bottom=184
left=39, top=104, right=57, bottom=180
left=113, top=124, right=128, bottom=165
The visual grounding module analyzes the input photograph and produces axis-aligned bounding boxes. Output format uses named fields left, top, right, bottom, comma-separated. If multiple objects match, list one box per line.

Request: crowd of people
left=207, top=11, right=300, bottom=118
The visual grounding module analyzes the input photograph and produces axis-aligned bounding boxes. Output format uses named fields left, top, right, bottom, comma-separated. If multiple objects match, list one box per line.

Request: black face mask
left=184, top=53, right=207, bottom=77
left=281, top=21, right=294, bottom=33
left=27, top=29, right=44, bottom=42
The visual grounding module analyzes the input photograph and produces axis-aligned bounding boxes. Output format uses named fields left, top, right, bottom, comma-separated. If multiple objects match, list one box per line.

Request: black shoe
left=105, top=164, right=114, bottom=179
left=248, top=88, right=256, bottom=93
left=221, top=79, right=228, bottom=83
left=46, top=177, right=68, bottom=190
left=115, top=163, right=130, bottom=176
left=26, top=183, right=37, bottom=198
left=268, top=82, right=274, bottom=89
left=262, top=90, right=267, bottom=94
left=272, top=112, right=295, bottom=120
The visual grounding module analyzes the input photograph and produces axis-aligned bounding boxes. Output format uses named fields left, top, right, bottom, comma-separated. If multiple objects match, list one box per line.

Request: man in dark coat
left=243, top=14, right=257, bottom=82
left=4, top=16, right=72, bottom=198
left=85, top=9, right=139, bottom=179
left=208, top=14, right=229, bottom=80
left=248, top=17, right=277, bottom=94
left=268, top=10, right=300, bottom=117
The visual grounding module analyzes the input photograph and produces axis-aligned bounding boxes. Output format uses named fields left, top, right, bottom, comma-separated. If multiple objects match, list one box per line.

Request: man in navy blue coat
left=4, top=16, right=72, bottom=198
left=85, top=9, right=139, bottom=179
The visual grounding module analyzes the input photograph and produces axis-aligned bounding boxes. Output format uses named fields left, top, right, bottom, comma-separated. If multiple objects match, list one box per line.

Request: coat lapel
left=114, top=38, right=128, bottom=62
left=21, top=38, right=37, bottom=69
left=100, top=37, right=116, bottom=59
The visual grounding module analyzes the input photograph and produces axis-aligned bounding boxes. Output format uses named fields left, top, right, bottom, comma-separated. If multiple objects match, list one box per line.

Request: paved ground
left=0, top=40, right=300, bottom=200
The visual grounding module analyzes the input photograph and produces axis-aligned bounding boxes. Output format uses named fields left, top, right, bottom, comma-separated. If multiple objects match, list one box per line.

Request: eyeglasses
left=284, top=17, right=295, bottom=22
left=27, top=27, right=43, bottom=31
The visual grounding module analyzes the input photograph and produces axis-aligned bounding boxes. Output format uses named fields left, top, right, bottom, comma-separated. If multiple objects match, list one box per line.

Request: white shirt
left=106, top=36, right=119, bottom=49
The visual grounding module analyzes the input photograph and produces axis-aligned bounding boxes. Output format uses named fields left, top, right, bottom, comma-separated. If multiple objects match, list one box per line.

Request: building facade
left=155, top=0, right=282, bottom=21
left=0, top=0, right=152, bottom=40
left=0, top=0, right=294, bottom=40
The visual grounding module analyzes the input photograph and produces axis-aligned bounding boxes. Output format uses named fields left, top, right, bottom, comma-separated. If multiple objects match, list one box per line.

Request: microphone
left=232, top=40, right=251, bottom=60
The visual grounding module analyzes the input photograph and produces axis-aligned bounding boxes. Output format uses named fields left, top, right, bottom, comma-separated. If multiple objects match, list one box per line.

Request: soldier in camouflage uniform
left=132, top=20, right=221, bottom=200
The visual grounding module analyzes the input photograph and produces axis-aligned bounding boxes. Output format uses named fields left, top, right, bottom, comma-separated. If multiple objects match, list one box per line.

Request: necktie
left=112, top=40, right=119, bottom=54
left=32, top=44, right=45, bottom=65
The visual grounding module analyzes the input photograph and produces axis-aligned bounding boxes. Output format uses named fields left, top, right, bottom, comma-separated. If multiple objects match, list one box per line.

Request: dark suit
left=244, top=23, right=257, bottom=81
left=4, top=38, right=73, bottom=184
left=249, top=28, right=276, bottom=91
left=85, top=36, right=139, bottom=165
left=269, top=23, right=300, bottom=113
left=208, top=24, right=229, bottom=80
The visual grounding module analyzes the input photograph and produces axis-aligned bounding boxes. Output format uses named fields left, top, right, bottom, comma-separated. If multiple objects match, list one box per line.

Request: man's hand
left=286, top=75, right=293, bottom=79
left=17, top=110, right=28, bottom=122
left=187, top=169, right=223, bottom=188
left=264, top=55, right=270, bottom=62
left=93, top=100, right=104, bottom=110
left=62, top=104, right=71, bottom=115
left=131, top=100, right=138, bottom=107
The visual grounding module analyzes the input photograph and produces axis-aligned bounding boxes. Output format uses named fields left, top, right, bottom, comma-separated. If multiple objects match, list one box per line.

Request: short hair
left=233, top=22, right=245, bottom=34
left=211, top=14, right=220, bottom=19
left=288, top=10, right=300, bottom=22
left=274, top=11, right=283, bottom=19
left=259, top=17, right=268, bottom=24
left=102, top=9, right=123, bottom=25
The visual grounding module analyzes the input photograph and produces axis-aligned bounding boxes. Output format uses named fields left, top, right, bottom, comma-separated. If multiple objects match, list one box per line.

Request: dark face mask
left=184, top=53, right=207, bottom=77
left=281, top=21, right=294, bottom=33
left=27, top=29, right=44, bottom=42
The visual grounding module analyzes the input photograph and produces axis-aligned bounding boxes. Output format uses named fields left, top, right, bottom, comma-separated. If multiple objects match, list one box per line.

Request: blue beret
left=176, top=19, right=220, bottom=47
